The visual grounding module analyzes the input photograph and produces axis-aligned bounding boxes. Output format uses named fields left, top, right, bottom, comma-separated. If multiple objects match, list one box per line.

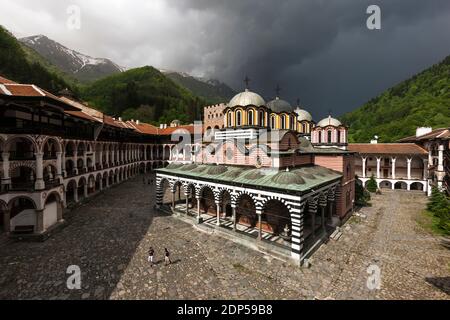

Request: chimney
left=118, top=117, right=122, bottom=122
left=416, top=127, right=432, bottom=137
left=370, top=135, right=379, bottom=144
left=136, top=120, right=140, bottom=125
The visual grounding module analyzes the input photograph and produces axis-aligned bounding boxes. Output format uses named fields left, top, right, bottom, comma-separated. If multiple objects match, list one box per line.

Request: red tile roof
left=0, top=76, right=17, bottom=84
left=159, top=125, right=195, bottom=135
left=348, top=143, right=428, bottom=155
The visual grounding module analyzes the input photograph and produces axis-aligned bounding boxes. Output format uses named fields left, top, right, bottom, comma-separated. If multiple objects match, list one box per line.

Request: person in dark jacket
left=164, top=248, right=172, bottom=265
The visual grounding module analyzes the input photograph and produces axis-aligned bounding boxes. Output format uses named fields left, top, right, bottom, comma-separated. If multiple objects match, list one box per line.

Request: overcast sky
left=1, top=0, right=449, bottom=119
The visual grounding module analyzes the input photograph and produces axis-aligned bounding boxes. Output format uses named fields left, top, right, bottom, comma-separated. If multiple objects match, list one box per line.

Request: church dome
left=294, top=107, right=312, bottom=122
left=317, top=115, right=342, bottom=127
left=266, top=97, right=293, bottom=113
left=228, top=89, right=266, bottom=108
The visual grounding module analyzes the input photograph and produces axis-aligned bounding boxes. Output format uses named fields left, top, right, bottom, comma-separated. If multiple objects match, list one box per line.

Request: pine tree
left=366, top=174, right=378, bottom=193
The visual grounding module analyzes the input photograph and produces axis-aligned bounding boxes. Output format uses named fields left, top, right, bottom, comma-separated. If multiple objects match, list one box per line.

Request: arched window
left=236, top=110, right=242, bottom=126
left=270, top=116, right=276, bottom=129
left=227, top=112, right=232, bottom=127
left=302, top=123, right=307, bottom=133
left=328, top=130, right=332, bottom=143
left=337, top=130, right=341, bottom=143
left=259, top=110, right=265, bottom=126
left=290, top=117, right=295, bottom=130
left=248, top=110, right=254, bottom=126
left=318, top=130, right=322, bottom=143
left=281, top=116, right=286, bottom=129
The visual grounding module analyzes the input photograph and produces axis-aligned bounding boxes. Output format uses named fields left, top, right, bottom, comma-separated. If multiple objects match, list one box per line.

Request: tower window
left=248, top=110, right=254, bottom=126
left=328, top=130, right=332, bottom=143
left=236, top=110, right=242, bottom=126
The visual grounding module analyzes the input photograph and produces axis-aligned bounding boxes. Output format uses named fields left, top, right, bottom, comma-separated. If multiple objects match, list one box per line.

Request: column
left=185, top=194, right=189, bottom=215
left=438, top=145, right=444, bottom=171
left=196, top=197, right=203, bottom=223
left=422, top=159, right=428, bottom=180
left=257, top=209, right=262, bottom=241
left=232, top=206, right=237, bottom=231
left=92, top=151, right=96, bottom=171
left=73, top=186, right=78, bottom=203
left=35, top=209, right=44, bottom=233
left=362, top=157, right=367, bottom=178
left=73, top=151, right=78, bottom=174
left=216, top=201, right=221, bottom=226
left=34, top=152, right=45, bottom=190
left=1, top=152, right=11, bottom=186
left=62, top=152, right=67, bottom=177
left=407, top=158, right=412, bottom=180
left=320, top=205, right=326, bottom=233
left=391, top=157, right=396, bottom=179
left=84, top=183, right=88, bottom=198
left=151, top=145, right=154, bottom=160
left=328, top=201, right=333, bottom=222
left=376, top=157, right=381, bottom=179
left=98, top=151, right=103, bottom=169
left=83, top=152, right=88, bottom=172
left=171, top=191, right=175, bottom=210
left=3, top=209, right=10, bottom=233
left=56, top=152, right=63, bottom=181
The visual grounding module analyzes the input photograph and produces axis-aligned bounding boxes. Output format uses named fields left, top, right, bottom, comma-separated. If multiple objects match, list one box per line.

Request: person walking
left=164, top=248, right=172, bottom=266
left=148, top=247, right=155, bottom=267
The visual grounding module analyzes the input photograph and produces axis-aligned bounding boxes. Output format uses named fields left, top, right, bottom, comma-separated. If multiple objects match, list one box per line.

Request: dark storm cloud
left=1, top=0, right=449, bottom=119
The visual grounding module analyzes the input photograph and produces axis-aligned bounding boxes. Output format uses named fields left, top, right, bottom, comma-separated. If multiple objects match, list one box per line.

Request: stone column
left=407, top=158, right=412, bottom=180
left=438, top=145, right=444, bottom=171
left=376, top=157, right=381, bottom=179
left=257, top=210, right=262, bottom=241
left=3, top=209, right=11, bottom=233
left=61, top=152, right=67, bottom=177
left=34, top=152, right=45, bottom=190
left=422, top=159, right=428, bottom=180
left=328, top=201, right=333, bottom=221
left=84, top=183, right=88, bottom=199
left=151, top=145, right=154, bottom=160
left=1, top=152, right=11, bottom=186
left=362, top=157, right=367, bottom=178
left=56, top=152, right=63, bottom=181
left=83, top=152, right=88, bottom=172
left=73, top=186, right=78, bottom=203
left=35, top=209, right=44, bottom=233
left=320, top=205, right=326, bottom=233
left=73, top=151, right=79, bottom=175
left=196, top=197, right=203, bottom=223
left=98, top=151, right=103, bottom=169
left=171, top=191, right=175, bottom=211
left=391, top=157, right=396, bottom=179
left=185, top=194, right=189, bottom=215
left=216, top=201, right=221, bottom=226
left=232, top=206, right=237, bottom=231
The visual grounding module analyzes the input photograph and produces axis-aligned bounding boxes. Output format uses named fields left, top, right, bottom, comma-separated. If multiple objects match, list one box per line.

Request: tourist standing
left=164, top=248, right=172, bottom=265
left=148, top=247, right=155, bottom=267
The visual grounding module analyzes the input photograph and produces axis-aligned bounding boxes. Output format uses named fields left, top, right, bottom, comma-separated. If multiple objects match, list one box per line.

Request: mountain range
left=1, top=25, right=448, bottom=140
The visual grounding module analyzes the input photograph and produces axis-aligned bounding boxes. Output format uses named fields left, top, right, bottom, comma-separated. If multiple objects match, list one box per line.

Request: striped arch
left=183, top=182, right=196, bottom=197
left=318, top=192, right=328, bottom=208
left=307, top=196, right=319, bottom=213
left=327, top=186, right=336, bottom=202
left=260, top=195, right=294, bottom=213
left=235, top=191, right=262, bottom=212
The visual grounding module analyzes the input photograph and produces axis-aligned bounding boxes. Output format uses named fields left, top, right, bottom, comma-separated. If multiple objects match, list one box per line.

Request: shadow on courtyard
left=0, top=174, right=163, bottom=300
left=425, top=277, right=450, bottom=295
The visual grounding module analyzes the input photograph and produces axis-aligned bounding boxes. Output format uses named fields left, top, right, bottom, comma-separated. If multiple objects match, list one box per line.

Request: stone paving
left=0, top=176, right=448, bottom=300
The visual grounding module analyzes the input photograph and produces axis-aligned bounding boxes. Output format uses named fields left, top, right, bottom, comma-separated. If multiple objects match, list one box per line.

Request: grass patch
left=416, top=210, right=447, bottom=236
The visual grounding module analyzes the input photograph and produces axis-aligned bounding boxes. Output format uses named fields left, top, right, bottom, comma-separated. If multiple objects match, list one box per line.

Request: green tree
left=427, top=187, right=450, bottom=235
left=355, top=177, right=371, bottom=206
left=366, top=174, right=378, bottom=193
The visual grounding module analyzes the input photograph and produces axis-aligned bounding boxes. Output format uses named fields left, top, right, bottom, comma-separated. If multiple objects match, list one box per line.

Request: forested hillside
left=341, top=55, right=450, bottom=143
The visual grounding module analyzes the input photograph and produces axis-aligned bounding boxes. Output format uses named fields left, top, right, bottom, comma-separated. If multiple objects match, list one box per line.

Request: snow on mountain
left=20, top=35, right=124, bottom=82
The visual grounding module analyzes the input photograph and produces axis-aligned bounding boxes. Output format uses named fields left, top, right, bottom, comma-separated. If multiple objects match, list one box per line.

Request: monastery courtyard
left=0, top=175, right=448, bottom=300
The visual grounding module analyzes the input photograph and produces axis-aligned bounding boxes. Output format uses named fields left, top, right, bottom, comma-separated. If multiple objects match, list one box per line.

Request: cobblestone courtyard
left=0, top=176, right=449, bottom=300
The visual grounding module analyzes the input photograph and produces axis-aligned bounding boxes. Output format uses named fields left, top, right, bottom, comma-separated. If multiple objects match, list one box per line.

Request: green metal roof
left=157, top=163, right=342, bottom=194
